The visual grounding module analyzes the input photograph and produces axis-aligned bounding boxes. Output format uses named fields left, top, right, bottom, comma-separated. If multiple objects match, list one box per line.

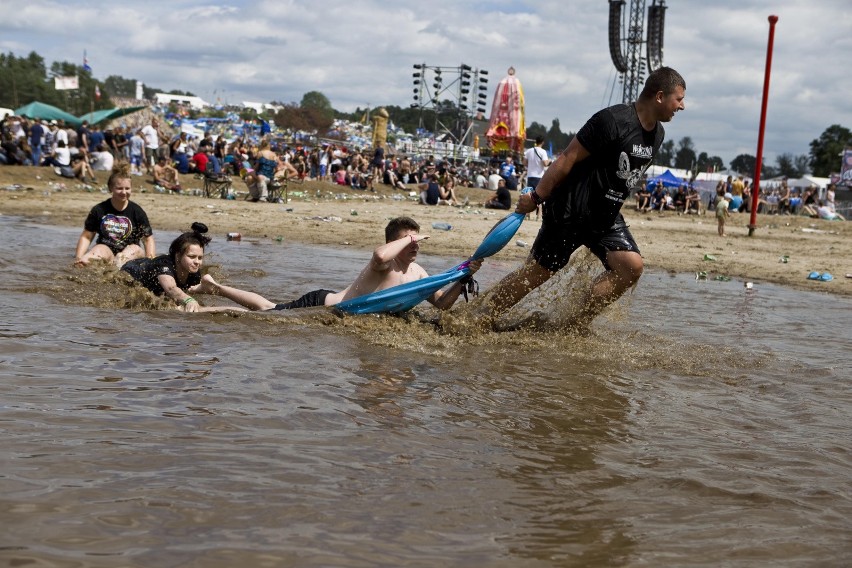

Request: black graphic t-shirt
left=122, top=255, right=200, bottom=297
left=83, top=199, right=153, bottom=253
left=547, top=103, right=664, bottom=230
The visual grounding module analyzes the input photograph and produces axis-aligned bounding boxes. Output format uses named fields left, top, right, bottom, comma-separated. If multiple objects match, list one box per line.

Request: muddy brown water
left=1, top=216, right=849, bottom=567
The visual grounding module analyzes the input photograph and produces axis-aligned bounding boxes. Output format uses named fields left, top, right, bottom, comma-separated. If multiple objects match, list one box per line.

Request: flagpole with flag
left=83, top=50, right=92, bottom=73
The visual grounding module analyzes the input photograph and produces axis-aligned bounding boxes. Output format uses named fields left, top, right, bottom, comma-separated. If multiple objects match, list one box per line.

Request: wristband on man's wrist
left=530, top=189, right=544, bottom=205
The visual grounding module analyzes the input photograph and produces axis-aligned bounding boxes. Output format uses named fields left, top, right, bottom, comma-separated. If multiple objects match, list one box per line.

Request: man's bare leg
left=191, top=274, right=276, bottom=311
left=477, top=257, right=554, bottom=325
left=573, top=250, right=643, bottom=326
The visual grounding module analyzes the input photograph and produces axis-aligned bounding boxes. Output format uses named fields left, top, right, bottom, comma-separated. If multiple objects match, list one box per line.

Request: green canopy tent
left=14, top=101, right=82, bottom=127
left=78, top=106, right=147, bottom=126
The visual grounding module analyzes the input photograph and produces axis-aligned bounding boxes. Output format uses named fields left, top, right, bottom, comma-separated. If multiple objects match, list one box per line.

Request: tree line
left=2, top=49, right=849, bottom=176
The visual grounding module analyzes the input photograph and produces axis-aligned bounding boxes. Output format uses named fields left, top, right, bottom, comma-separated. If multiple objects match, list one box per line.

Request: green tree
left=273, top=103, right=311, bottom=132
left=808, top=124, right=852, bottom=176
left=546, top=119, right=574, bottom=154
left=695, top=152, right=725, bottom=174
left=775, top=153, right=809, bottom=178
left=526, top=121, right=548, bottom=144
left=300, top=91, right=333, bottom=117
left=103, top=75, right=137, bottom=98
left=0, top=51, right=62, bottom=109
left=655, top=139, right=675, bottom=168
left=730, top=153, right=757, bottom=175
left=674, top=136, right=696, bottom=170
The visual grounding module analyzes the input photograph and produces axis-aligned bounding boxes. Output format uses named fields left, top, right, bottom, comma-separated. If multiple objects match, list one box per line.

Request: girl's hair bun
left=190, top=222, right=208, bottom=234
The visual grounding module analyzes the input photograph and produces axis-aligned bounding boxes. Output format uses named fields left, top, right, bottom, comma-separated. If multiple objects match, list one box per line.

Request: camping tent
left=14, top=101, right=82, bottom=127
left=646, top=169, right=684, bottom=190
left=77, top=106, right=146, bottom=126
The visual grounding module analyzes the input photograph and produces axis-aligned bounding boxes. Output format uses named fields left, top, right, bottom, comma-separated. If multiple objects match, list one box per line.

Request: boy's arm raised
left=368, top=234, right=429, bottom=272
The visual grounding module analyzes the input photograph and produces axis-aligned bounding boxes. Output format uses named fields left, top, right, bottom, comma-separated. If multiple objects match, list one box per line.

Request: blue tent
left=646, top=169, right=683, bottom=190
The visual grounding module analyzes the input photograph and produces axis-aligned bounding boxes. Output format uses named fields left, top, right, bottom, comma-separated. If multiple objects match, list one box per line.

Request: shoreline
left=1, top=165, right=849, bottom=296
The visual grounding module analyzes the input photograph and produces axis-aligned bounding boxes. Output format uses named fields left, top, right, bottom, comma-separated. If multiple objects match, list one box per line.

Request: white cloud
left=1, top=0, right=850, bottom=168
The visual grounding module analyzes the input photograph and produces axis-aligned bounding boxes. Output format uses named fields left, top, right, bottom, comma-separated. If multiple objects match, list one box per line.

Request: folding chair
left=202, top=164, right=232, bottom=198
left=267, top=175, right=289, bottom=203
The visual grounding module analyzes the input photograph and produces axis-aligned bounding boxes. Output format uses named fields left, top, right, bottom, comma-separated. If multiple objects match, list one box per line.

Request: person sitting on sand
left=484, top=178, right=512, bottom=210
left=419, top=174, right=442, bottom=205
left=813, top=199, right=845, bottom=221
left=438, top=177, right=462, bottom=206
left=192, top=216, right=482, bottom=312
left=635, top=184, right=652, bottom=212
left=684, top=186, right=702, bottom=214
left=153, top=156, right=181, bottom=192
left=74, top=162, right=155, bottom=267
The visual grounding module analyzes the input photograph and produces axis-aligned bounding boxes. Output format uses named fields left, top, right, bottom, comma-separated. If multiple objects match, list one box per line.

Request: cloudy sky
left=2, top=0, right=850, bottom=168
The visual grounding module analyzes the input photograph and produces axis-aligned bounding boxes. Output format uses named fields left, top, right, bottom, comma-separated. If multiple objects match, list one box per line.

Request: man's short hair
left=639, top=66, right=685, bottom=100
left=535, top=136, right=544, bottom=145
left=385, top=216, right=420, bottom=243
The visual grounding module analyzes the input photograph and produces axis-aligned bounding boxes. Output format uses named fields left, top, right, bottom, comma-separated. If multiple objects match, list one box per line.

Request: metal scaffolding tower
left=608, top=0, right=667, bottom=104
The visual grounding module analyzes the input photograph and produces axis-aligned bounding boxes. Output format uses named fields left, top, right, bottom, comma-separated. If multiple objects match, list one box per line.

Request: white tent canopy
left=764, top=175, right=831, bottom=189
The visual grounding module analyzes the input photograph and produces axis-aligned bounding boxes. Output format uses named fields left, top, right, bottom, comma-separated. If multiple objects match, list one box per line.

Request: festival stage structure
left=485, top=67, right=526, bottom=154
left=410, top=63, right=488, bottom=146
left=608, top=0, right=667, bottom=103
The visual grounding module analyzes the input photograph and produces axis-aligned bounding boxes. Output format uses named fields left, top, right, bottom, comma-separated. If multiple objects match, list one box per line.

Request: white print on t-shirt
left=102, top=214, right=132, bottom=242
left=632, top=144, right=653, bottom=159
left=616, top=151, right=652, bottom=190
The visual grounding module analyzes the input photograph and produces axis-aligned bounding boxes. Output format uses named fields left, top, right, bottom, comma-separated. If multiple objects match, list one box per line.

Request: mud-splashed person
left=192, top=217, right=482, bottom=312
left=479, top=66, right=686, bottom=330
left=73, top=161, right=155, bottom=268
left=121, top=222, right=212, bottom=313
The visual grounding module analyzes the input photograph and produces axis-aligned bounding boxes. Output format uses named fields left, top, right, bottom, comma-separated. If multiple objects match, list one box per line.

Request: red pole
left=749, top=15, right=779, bottom=236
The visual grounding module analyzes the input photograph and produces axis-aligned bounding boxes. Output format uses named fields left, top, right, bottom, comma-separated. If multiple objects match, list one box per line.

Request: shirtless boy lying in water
left=193, top=216, right=481, bottom=312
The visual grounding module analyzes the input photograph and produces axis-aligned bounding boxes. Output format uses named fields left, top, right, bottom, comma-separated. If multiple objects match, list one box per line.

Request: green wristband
left=182, top=296, right=196, bottom=305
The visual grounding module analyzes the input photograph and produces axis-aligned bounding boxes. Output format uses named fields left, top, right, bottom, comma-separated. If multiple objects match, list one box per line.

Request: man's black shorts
left=273, top=289, right=335, bottom=310
left=530, top=214, right=641, bottom=272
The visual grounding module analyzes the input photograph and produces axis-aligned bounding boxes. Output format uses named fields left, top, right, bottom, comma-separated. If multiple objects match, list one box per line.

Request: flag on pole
left=83, top=50, right=92, bottom=73
left=95, top=85, right=101, bottom=100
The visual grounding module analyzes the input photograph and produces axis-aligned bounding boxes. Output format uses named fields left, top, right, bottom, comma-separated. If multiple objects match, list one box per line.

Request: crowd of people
left=631, top=172, right=846, bottom=229
left=1, top=110, right=541, bottom=209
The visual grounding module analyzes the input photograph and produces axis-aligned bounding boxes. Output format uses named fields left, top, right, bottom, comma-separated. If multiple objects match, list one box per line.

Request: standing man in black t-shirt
left=480, top=66, right=686, bottom=329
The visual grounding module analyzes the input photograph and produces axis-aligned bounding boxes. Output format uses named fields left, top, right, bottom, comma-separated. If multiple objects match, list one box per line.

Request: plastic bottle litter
left=432, top=222, right=452, bottom=231
left=516, top=240, right=528, bottom=247
left=713, top=275, right=732, bottom=282
left=350, top=210, right=358, bottom=216
left=745, top=282, right=754, bottom=290
left=227, top=232, right=241, bottom=241
left=695, top=271, right=708, bottom=280
left=703, top=254, right=717, bottom=261
left=779, top=255, right=789, bottom=263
